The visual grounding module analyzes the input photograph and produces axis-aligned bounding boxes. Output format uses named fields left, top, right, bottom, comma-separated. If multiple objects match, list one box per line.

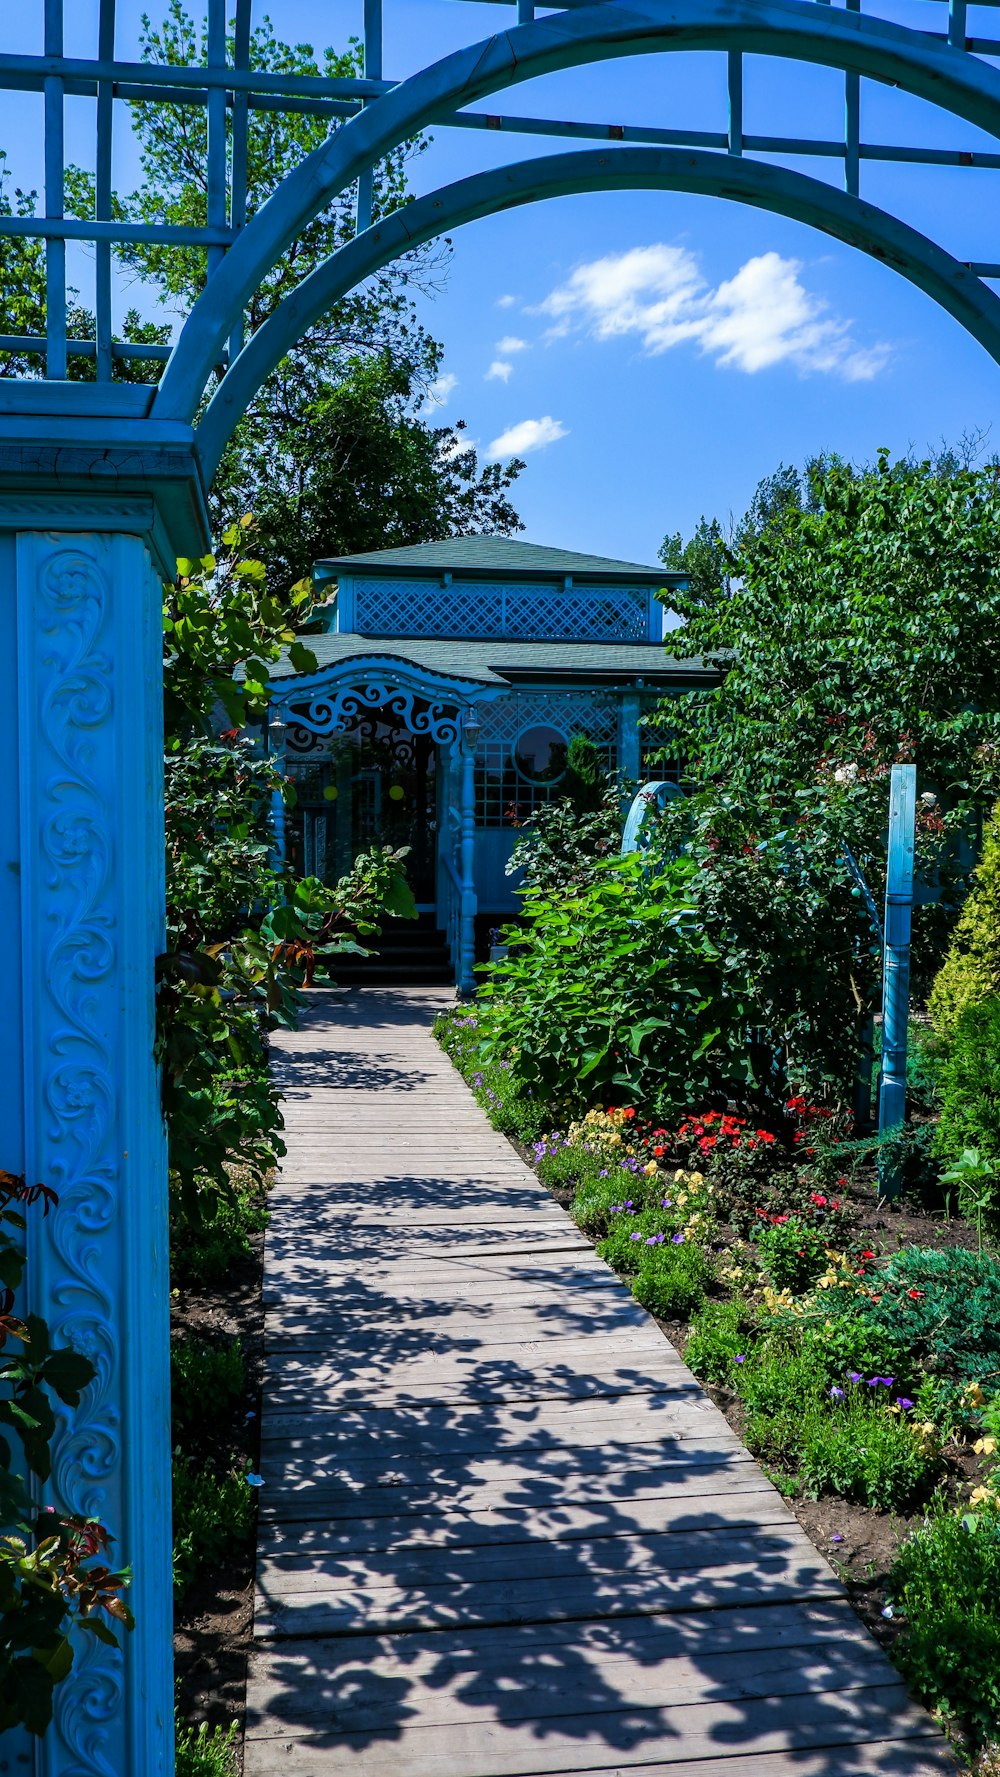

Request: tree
left=237, top=351, right=523, bottom=597
left=658, top=448, right=1000, bottom=986
left=659, top=516, right=730, bottom=605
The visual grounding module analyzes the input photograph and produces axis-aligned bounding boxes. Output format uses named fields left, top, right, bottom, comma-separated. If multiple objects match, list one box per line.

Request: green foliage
left=505, top=781, right=624, bottom=898
left=171, top=1457, right=254, bottom=1599
left=596, top=1209, right=680, bottom=1273
left=935, top=996, right=1000, bottom=1177
left=930, top=803, right=1000, bottom=1038
left=0, top=1173, right=132, bottom=1737
left=796, top=1393, right=938, bottom=1511
left=684, top=1298, right=755, bottom=1384
left=567, top=1171, right=662, bottom=1236
left=630, top=1241, right=711, bottom=1318
left=171, top=1177, right=270, bottom=1288
left=756, top=1215, right=830, bottom=1293
left=240, top=352, right=524, bottom=600
left=818, top=1246, right=1000, bottom=1387
left=656, top=788, right=875, bottom=1108
left=434, top=1010, right=548, bottom=1142
left=889, top=1499, right=1000, bottom=1748
left=171, top=1341, right=246, bottom=1448
left=938, top=1149, right=1000, bottom=1246
left=661, top=451, right=1000, bottom=991
left=176, top=1717, right=239, bottom=1777
left=659, top=516, right=730, bottom=605
left=477, top=850, right=740, bottom=1118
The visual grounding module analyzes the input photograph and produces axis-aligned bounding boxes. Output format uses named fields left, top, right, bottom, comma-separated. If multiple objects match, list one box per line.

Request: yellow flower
left=974, top=1436, right=998, bottom=1457
left=643, top=1160, right=659, bottom=1177
left=969, top=1485, right=997, bottom=1508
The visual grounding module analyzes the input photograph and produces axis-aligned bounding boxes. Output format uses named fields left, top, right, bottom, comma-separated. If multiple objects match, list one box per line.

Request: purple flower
left=831, top=1533, right=843, bottom=1543
left=830, top=1386, right=845, bottom=1401
left=630, top=1232, right=643, bottom=1242
left=846, top=1371, right=862, bottom=1384
left=895, top=1397, right=914, bottom=1411
left=734, top=1353, right=746, bottom=1364
left=645, top=1234, right=666, bottom=1246
left=671, top=1232, right=685, bottom=1245
left=660, top=1197, right=672, bottom=1208
left=599, top=1169, right=609, bottom=1178
left=246, top=1472, right=265, bottom=1488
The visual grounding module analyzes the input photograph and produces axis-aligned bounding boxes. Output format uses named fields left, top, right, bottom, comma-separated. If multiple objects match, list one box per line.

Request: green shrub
left=685, top=1297, right=756, bottom=1383
left=819, top=1245, right=1000, bottom=1387
left=176, top=1717, right=239, bottom=1777
left=171, top=1339, right=246, bottom=1445
left=929, top=801, right=1000, bottom=1040
left=798, top=1392, right=939, bottom=1511
left=755, top=1214, right=830, bottom=1293
left=171, top=1179, right=269, bottom=1287
left=631, top=1240, right=711, bottom=1318
left=889, top=1499, right=1000, bottom=1749
left=474, top=850, right=743, bottom=1119
left=570, top=1171, right=662, bottom=1236
left=172, top=1457, right=254, bottom=1597
left=935, top=995, right=1000, bottom=1176
left=596, top=1209, right=680, bottom=1274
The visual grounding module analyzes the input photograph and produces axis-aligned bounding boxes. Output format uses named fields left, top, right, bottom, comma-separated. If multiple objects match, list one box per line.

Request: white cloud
left=535, top=244, right=889, bottom=381
left=486, top=415, right=568, bottom=459
left=486, top=359, right=514, bottom=383
left=496, top=335, right=528, bottom=354
left=419, top=371, right=458, bottom=413
left=496, top=293, right=518, bottom=308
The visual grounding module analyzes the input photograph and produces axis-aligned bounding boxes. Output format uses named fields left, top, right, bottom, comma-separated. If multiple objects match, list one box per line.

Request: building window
left=512, top=724, right=569, bottom=786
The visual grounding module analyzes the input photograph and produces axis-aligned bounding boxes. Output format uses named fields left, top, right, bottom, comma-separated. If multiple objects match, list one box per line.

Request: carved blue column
left=267, top=707, right=287, bottom=873
left=0, top=493, right=178, bottom=1777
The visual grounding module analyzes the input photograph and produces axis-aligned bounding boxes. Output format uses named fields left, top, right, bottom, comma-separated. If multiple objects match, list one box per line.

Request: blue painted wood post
left=618, top=691, right=641, bottom=786
left=0, top=496, right=174, bottom=1776
left=878, top=763, right=917, bottom=1199
left=458, top=709, right=479, bottom=995
left=268, top=708, right=287, bottom=873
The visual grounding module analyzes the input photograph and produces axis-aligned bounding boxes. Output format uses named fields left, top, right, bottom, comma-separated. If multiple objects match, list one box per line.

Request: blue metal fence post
left=0, top=495, right=175, bottom=1776
left=878, top=763, right=917, bottom=1198
left=458, top=708, right=479, bottom=996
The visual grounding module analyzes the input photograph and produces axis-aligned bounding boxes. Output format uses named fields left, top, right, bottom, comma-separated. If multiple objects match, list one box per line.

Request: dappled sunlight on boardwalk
left=245, top=988, right=953, bottom=1776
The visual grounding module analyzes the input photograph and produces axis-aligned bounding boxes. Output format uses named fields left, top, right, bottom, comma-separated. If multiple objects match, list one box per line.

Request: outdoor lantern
left=462, top=707, right=481, bottom=752
left=268, top=712, right=287, bottom=752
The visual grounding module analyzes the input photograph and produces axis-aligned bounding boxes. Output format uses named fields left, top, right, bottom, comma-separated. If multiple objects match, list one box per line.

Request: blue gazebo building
left=267, top=536, right=709, bottom=990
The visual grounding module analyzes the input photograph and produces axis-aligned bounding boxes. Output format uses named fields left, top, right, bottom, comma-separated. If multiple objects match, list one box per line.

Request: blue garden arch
left=1, top=2, right=999, bottom=1771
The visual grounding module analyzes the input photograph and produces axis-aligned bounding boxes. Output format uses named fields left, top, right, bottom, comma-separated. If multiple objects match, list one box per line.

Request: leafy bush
left=929, top=802, right=1000, bottom=1040
left=889, top=1499, right=1000, bottom=1749
left=171, top=1458, right=254, bottom=1598
left=171, top=1176, right=269, bottom=1287
left=684, top=1297, right=755, bottom=1384
left=477, top=850, right=741, bottom=1118
left=630, top=1240, right=712, bottom=1319
left=935, top=995, right=1000, bottom=1175
left=171, top=1340, right=247, bottom=1446
left=570, top=1172, right=662, bottom=1236
left=505, top=769, right=624, bottom=896
left=597, top=1209, right=681, bottom=1273
left=798, top=1391, right=938, bottom=1511
left=176, top=1718, right=239, bottom=1777
left=756, top=1214, right=830, bottom=1293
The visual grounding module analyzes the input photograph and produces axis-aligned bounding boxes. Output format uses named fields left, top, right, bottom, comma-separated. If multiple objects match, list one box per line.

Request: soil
left=171, top=1195, right=268, bottom=1776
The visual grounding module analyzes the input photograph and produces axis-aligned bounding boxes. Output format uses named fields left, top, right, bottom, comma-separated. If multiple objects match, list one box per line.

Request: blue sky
left=5, top=1, right=1000, bottom=561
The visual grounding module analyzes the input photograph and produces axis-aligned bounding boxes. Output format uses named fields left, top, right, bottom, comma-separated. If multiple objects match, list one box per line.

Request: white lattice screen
left=352, top=576, right=649, bottom=641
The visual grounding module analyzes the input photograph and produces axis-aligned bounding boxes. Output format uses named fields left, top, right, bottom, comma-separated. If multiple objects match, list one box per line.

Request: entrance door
left=286, top=710, right=438, bottom=904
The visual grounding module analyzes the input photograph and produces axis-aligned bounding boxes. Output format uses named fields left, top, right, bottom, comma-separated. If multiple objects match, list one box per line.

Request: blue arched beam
left=156, top=0, right=1000, bottom=429
left=195, top=146, right=1000, bottom=484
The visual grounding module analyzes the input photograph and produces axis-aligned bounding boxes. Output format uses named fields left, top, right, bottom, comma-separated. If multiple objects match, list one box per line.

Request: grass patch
left=172, top=1455, right=255, bottom=1598
left=176, top=1717, right=239, bottom=1777
left=890, top=1499, right=1000, bottom=1750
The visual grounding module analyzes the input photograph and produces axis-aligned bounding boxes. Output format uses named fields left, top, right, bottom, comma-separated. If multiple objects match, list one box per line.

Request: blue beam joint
left=878, top=764, right=917, bottom=1199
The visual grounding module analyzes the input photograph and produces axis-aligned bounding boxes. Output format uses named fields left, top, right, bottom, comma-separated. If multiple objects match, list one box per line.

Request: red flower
left=653, top=1145, right=665, bottom=1157
left=811, top=1194, right=827, bottom=1208
left=756, top=1130, right=776, bottom=1144
left=698, top=1135, right=717, bottom=1151
left=907, top=1288, right=925, bottom=1300
left=623, top=1108, right=636, bottom=1121
left=861, top=1250, right=875, bottom=1260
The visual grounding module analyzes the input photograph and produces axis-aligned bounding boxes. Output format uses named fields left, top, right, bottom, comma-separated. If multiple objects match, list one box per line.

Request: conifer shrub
left=929, top=802, right=1000, bottom=1038
left=934, top=994, right=1000, bottom=1172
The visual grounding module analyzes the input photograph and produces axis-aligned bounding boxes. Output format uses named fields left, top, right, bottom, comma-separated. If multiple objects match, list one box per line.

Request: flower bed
left=437, top=1006, right=1000, bottom=1769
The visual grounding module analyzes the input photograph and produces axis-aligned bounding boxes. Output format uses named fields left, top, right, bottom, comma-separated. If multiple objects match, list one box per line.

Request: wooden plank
left=252, top=989, right=947, bottom=1776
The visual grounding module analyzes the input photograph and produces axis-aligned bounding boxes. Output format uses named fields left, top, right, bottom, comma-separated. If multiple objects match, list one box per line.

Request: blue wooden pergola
left=1, top=2, right=999, bottom=1770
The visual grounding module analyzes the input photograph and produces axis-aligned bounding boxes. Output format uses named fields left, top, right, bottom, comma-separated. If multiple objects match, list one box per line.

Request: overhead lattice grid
left=1, top=0, right=998, bottom=392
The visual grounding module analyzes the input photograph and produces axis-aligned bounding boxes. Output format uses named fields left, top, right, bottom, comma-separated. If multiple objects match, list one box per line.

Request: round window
left=513, top=724, right=569, bottom=785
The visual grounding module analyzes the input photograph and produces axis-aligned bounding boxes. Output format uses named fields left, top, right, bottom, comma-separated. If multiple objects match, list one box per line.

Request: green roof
left=314, top=535, right=681, bottom=587
left=270, top=634, right=714, bottom=687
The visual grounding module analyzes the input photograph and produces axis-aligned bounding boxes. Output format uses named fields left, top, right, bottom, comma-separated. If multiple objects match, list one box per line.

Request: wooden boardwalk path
left=246, top=987, right=953, bottom=1776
